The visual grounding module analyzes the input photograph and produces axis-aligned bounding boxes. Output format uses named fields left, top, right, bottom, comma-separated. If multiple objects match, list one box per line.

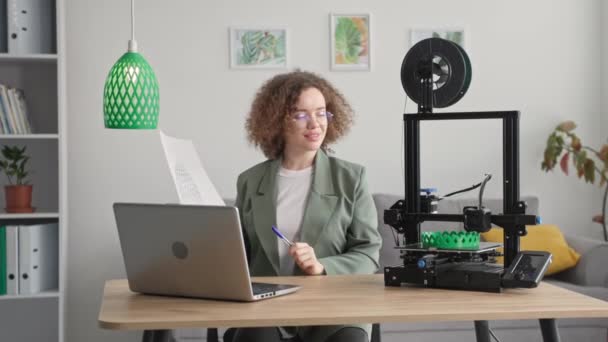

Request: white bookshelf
left=0, top=134, right=59, bottom=139
left=0, top=212, right=59, bottom=220
left=0, top=0, right=66, bottom=341
left=0, top=290, right=59, bottom=300
left=0, top=53, right=57, bottom=62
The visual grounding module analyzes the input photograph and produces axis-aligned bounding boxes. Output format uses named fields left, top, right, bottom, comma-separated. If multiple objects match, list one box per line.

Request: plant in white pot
left=0, top=145, right=33, bottom=213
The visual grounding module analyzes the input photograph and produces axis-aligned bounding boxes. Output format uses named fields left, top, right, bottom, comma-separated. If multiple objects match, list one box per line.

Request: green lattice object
left=422, top=231, right=480, bottom=250
left=103, top=52, right=160, bottom=129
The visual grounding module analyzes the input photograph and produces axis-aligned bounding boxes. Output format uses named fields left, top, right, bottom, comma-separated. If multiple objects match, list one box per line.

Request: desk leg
left=474, top=321, right=490, bottom=342
left=207, top=328, right=219, bottom=342
left=142, top=330, right=172, bottom=342
left=539, top=319, right=561, bottom=342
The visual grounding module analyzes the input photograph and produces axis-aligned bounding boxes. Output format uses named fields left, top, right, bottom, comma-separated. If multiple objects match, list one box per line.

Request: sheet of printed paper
left=160, top=130, right=224, bottom=205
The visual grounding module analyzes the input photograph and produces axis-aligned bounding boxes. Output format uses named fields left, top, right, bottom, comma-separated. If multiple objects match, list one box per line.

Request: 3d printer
left=384, top=38, right=553, bottom=293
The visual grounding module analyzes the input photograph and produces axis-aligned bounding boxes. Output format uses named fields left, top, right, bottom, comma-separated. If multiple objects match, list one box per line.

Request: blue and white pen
left=271, top=225, right=294, bottom=247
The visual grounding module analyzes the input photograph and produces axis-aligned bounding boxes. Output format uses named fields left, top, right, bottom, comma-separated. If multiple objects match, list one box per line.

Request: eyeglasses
left=291, top=110, right=334, bottom=128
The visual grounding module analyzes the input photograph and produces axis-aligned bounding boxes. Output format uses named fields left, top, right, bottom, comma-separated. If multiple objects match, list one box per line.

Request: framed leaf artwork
left=230, top=27, right=288, bottom=69
left=410, top=28, right=466, bottom=49
left=330, top=14, right=371, bottom=71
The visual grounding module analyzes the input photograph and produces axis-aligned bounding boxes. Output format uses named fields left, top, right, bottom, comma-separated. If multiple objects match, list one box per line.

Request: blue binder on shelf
left=7, top=0, right=54, bottom=54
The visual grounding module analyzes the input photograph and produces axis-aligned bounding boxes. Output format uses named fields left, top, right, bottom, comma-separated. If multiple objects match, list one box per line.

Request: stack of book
left=0, top=84, right=33, bottom=134
left=0, top=224, right=58, bottom=296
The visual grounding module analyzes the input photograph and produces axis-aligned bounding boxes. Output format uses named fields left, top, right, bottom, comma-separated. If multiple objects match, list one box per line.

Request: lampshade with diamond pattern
left=103, top=0, right=159, bottom=129
left=103, top=52, right=159, bottom=128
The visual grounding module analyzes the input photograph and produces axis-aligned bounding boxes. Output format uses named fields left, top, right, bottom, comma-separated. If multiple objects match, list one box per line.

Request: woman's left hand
left=289, top=242, right=325, bottom=275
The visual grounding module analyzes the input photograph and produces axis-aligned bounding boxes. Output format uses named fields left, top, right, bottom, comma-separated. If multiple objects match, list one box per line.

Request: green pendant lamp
left=103, top=0, right=159, bottom=129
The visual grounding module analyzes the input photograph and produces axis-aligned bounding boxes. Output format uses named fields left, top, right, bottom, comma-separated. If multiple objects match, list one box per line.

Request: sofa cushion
left=553, top=235, right=608, bottom=287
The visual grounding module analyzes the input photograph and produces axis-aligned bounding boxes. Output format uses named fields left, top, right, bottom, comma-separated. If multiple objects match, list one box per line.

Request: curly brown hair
left=246, top=70, right=354, bottom=159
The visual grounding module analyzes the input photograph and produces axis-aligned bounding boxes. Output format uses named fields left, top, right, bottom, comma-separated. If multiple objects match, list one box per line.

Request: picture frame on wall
left=330, top=13, right=371, bottom=71
left=410, top=28, right=466, bottom=49
left=229, top=27, right=288, bottom=69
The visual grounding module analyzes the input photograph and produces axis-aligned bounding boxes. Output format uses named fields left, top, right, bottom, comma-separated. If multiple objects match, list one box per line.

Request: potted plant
left=541, top=121, right=608, bottom=240
left=0, top=145, right=33, bottom=213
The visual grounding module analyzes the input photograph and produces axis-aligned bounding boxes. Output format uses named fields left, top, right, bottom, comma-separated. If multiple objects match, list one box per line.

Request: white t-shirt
left=276, top=165, right=313, bottom=275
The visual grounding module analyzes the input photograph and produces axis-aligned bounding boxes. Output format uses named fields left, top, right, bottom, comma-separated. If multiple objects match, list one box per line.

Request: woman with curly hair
left=228, top=70, right=381, bottom=342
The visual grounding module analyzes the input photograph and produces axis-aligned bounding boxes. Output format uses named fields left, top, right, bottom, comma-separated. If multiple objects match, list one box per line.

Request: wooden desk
left=99, top=274, right=608, bottom=342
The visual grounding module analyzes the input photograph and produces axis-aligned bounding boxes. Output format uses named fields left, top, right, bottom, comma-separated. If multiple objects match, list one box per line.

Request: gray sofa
left=373, top=193, right=608, bottom=342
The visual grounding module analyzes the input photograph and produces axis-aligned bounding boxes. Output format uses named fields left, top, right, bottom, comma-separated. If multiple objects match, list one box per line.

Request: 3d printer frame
left=401, top=110, right=535, bottom=267
left=383, top=110, right=544, bottom=294
left=383, top=110, right=562, bottom=341
left=390, top=37, right=558, bottom=342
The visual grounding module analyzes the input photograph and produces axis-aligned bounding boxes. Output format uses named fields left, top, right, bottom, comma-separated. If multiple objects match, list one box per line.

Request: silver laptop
left=113, top=203, right=301, bottom=301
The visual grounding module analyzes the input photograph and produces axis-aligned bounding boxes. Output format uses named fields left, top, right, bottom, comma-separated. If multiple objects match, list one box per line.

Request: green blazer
left=235, top=150, right=381, bottom=341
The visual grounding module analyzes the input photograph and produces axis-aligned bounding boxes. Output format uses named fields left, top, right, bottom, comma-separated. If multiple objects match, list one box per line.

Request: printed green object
left=103, top=52, right=160, bottom=129
left=422, top=231, right=480, bottom=250
left=0, top=226, right=6, bottom=295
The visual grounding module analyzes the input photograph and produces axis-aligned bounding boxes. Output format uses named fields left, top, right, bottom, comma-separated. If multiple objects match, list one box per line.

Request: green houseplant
left=541, top=121, right=608, bottom=240
left=0, top=145, right=33, bottom=213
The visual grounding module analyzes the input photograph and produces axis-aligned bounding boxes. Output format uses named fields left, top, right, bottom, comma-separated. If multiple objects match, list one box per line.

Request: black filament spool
left=401, top=38, right=472, bottom=109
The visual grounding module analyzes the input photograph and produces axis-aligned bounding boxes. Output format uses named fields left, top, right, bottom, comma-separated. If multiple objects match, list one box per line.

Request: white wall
left=66, top=1, right=604, bottom=341
left=604, top=1, right=608, bottom=140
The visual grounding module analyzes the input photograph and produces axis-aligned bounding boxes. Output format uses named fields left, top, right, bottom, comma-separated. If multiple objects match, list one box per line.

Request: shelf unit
left=0, top=53, right=58, bottom=62
left=0, top=0, right=66, bottom=341
left=0, top=290, right=59, bottom=300
left=0, top=212, right=59, bottom=220
left=0, top=134, right=59, bottom=139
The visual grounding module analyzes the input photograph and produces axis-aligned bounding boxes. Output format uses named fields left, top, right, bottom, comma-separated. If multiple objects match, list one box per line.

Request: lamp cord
left=127, top=0, right=138, bottom=52
left=131, top=0, right=135, bottom=42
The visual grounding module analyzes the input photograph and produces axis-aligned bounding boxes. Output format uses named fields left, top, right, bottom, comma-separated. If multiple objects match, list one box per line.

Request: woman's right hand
left=289, top=242, right=325, bottom=275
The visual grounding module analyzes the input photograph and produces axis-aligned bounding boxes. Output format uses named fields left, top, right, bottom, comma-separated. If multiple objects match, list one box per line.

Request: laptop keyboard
left=251, top=282, right=290, bottom=295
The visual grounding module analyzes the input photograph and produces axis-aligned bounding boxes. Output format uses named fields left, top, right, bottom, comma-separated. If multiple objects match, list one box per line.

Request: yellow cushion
left=481, top=224, right=581, bottom=275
